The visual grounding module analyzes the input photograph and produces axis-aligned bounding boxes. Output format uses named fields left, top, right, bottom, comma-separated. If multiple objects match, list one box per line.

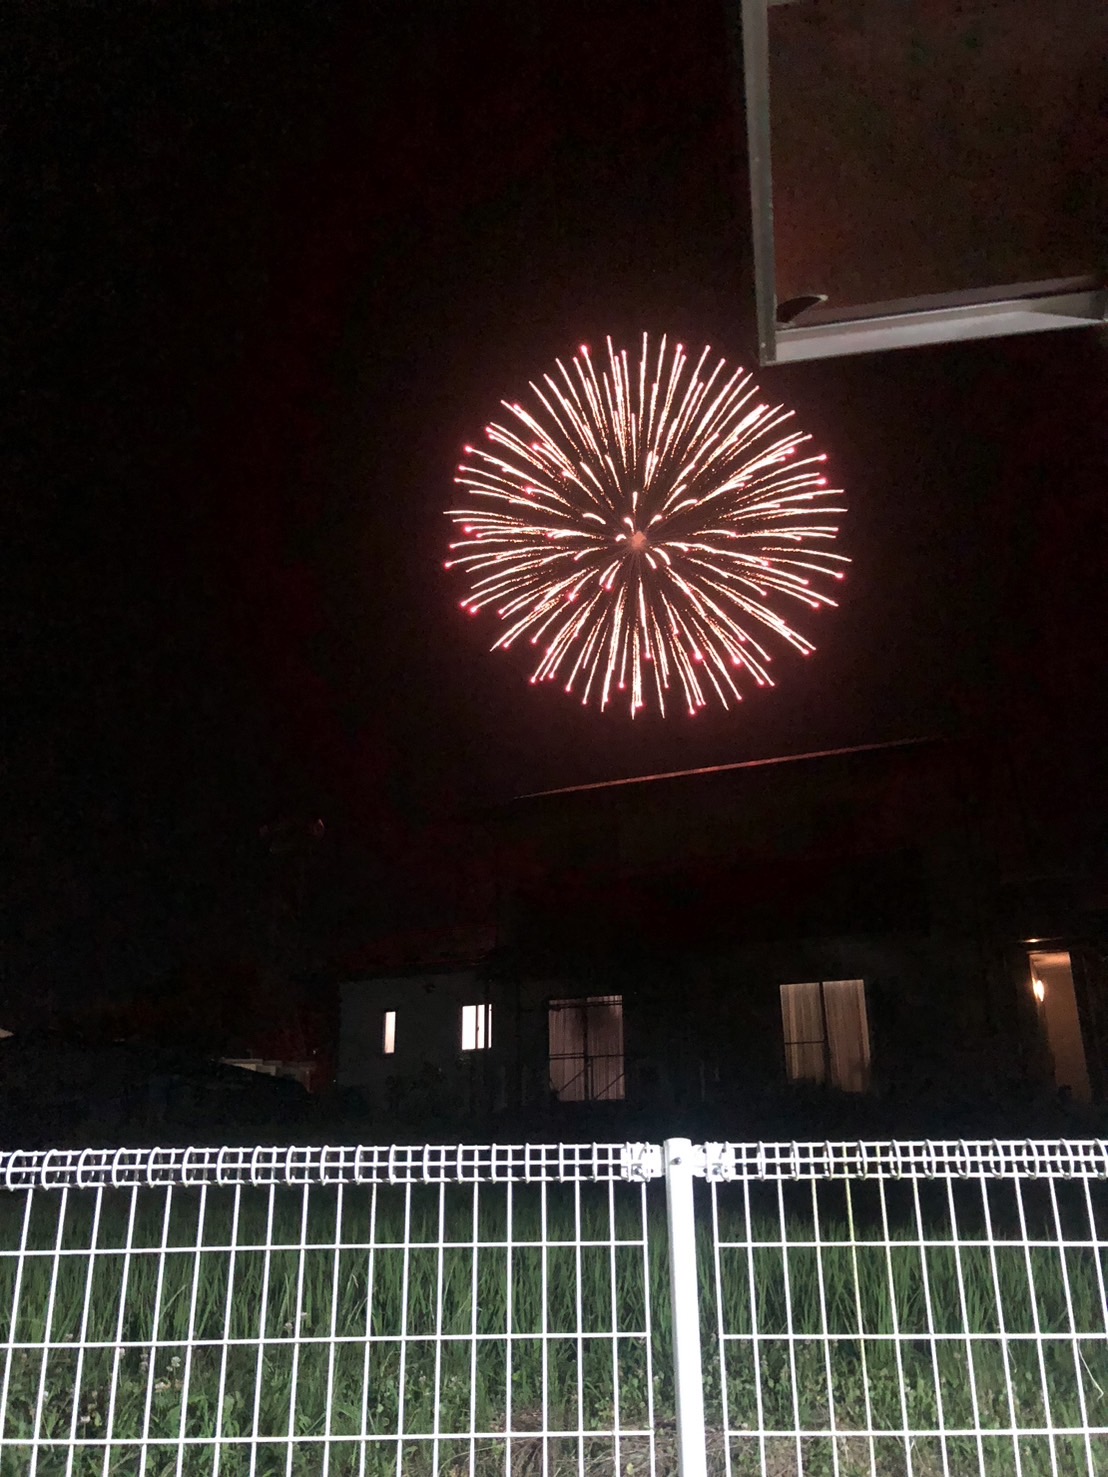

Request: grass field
left=0, top=1180, right=1105, bottom=1475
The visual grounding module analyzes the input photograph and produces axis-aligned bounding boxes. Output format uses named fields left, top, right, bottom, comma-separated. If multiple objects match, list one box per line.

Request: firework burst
left=445, top=334, right=847, bottom=716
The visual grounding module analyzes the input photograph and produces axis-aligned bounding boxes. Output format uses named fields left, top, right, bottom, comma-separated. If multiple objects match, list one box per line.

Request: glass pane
left=1029, top=950, right=1091, bottom=1102
left=780, top=981, right=825, bottom=1083
left=821, top=979, right=871, bottom=1093
left=548, top=996, right=625, bottom=1102
left=460, top=1004, right=490, bottom=1051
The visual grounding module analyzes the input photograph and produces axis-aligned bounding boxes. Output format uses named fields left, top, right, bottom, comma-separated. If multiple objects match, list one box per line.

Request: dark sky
left=8, top=2, right=1107, bottom=1017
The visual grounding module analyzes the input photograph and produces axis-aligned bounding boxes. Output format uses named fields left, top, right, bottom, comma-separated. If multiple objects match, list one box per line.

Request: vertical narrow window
left=780, top=979, right=870, bottom=1092
left=1028, top=949, right=1091, bottom=1102
left=548, top=995, right=625, bottom=1101
left=382, top=1010, right=396, bottom=1055
left=461, top=1003, right=492, bottom=1051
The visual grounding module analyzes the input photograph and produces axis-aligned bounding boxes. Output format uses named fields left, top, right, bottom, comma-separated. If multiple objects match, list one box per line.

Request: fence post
left=664, top=1137, right=708, bottom=1477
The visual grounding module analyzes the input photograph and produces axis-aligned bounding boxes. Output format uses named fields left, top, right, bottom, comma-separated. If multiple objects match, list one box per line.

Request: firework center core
left=627, top=529, right=649, bottom=551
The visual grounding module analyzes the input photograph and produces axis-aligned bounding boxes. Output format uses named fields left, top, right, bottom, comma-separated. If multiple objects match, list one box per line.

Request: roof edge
left=515, top=737, right=943, bottom=803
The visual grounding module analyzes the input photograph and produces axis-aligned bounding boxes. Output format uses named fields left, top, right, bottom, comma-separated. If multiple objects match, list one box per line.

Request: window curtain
left=822, top=978, right=870, bottom=1093
left=780, top=981, right=826, bottom=1083
left=548, top=996, right=625, bottom=1102
left=548, top=1003, right=587, bottom=1101
left=586, top=998, right=625, bottom=1101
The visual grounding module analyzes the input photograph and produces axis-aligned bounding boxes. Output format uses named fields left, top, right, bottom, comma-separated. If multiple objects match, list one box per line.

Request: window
left=780, top=979, right=870, bottom=1092
left=382, top=1010, right=396, bottom=1055
left=548, top=995, right=624, bottom=1102
left=460, top=1003, right=492, bottom=1051
left=1028, top=949, right=1091, bottom=1102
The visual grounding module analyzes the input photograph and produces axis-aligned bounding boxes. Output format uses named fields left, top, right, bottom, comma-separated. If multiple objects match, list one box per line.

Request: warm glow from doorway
left=1028, top=949, right=1091, bottom=1102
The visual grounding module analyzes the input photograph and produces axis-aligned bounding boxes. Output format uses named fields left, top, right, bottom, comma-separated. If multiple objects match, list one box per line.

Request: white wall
left=338, top=972, right=485, bottom=1101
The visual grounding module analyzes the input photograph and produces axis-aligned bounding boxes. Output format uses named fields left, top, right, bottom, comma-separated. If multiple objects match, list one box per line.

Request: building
left=338, top=739, right=1106, bottom=1131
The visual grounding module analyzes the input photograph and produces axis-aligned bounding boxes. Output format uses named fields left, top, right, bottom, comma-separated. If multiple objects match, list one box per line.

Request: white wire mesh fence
left=0, top=1145, right=661, bottom=1476
left=0, top=1139, right=1104, bottom=1477
left=697, top=1140, right=1108, bottom=1477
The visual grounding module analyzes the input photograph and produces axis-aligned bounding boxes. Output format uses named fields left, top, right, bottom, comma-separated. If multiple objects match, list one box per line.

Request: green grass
left=0, top=1183, right=1105, bottom=1475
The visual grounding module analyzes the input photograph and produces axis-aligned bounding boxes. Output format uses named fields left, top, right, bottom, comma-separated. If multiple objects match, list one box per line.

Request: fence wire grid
left=0, top=1139, right=1105, bottom=1477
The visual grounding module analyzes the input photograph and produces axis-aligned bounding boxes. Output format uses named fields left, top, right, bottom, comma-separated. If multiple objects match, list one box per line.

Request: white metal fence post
left=664, top=1137, right=709, bottom=1477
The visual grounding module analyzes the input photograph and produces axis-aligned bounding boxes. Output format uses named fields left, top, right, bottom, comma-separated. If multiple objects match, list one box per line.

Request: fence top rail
left=0, top=1139, right=1105, bottom=1192
left=0, top=1142, right=639, bottom=1192
left=715, top=1139, right=1108, bottom=1183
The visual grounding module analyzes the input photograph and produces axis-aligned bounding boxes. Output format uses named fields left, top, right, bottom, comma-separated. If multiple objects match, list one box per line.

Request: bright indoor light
left=461, top=1003, right=491, bottom=1051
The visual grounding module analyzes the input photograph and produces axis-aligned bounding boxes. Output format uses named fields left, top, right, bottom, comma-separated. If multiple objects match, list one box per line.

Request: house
left=338, top=739, right=1107, bottom=1131
left=336, top=926, right=497, bottom=1120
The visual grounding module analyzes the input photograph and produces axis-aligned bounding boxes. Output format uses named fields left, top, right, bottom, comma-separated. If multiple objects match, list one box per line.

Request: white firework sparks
left=446, top=333, right=847, bottom=716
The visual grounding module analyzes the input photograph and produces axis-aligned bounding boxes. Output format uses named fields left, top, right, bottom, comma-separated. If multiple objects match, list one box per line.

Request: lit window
left=548, top=995, right=625, bottom=1102
left=1028, top=950, right=1091, bottom=1102
left=780, top=979, right=870, bottom=1093
left=382, top=1010, right=396, bottom=1055
left=461, top=1003, right=492, bottom=1051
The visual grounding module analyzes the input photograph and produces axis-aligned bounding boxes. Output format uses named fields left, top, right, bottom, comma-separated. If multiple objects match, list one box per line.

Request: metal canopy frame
left=742, top=0, right=1108, bottom=364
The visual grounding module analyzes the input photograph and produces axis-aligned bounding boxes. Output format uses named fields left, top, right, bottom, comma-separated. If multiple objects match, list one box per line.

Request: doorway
left=1028, top=949, right=1091, bottom=1102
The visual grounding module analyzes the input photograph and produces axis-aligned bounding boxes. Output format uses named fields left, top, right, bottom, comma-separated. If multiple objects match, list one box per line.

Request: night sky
left=9, top=3, right=1107, bottom=1020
